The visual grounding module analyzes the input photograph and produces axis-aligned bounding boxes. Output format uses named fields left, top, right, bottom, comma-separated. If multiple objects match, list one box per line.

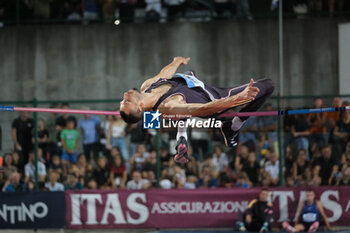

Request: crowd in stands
left=0, top=0, right=350, bottom=24
left=0, top=97, right=349, bottom=192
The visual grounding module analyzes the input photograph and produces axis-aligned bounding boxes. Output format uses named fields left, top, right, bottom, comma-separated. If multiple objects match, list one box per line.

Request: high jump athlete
left=120, top=57, right=274, bottom=163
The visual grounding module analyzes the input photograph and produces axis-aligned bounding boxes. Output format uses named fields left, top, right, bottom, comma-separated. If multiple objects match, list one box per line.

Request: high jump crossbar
left=0, top=106, right=349, bottom=117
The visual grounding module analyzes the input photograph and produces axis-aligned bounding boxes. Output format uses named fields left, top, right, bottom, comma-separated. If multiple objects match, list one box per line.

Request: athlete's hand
left=174, top=57, right=190, bottom=65
left=240, top=78, right=260, bottom=101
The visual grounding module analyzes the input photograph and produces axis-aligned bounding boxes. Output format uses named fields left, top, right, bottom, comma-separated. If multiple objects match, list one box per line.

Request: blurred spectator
left=130, top=144, right=149, bottom=171
left=236, top=0, right=253, bottom=20
left=45, top=170, right=64, bottom=191
left=314, top=144, right=338, bottom=185
left=142, top=150, right=157, bottom=173
left=284, top=145, right=295, bottom=178
left=339, top=166, right=350, bottom=185
left=35, top=118, right=50, bottom=164
left=190, top=128, right=209, bottom=160
left=49, top=154, right=63, bottom=178
left=242, top=152, right=261, bottom=186
left=61, top=118, right=80, bottom=176
left=83, top=0, right=99, bottom=20
left=125, top=122, right=148, bottom=157
left=92, top=156, right=110, bottom=188
left=27, top=180, right=35, bottom=191
left=283, top=108, right=296, bottom=149
left=86, top=178, right=98, bottom=189
left=326, top=97, right=342, bottom=130
left=212, top=145, right=229, bottom=173
left=292, top=0, right=308, bottom=16
left=11, top=151, right=22, bottom=174
left=107, top=115, right=129, bottom=162
left=24, top=152, right=47, bottom=184
left=292, top=149, right=310, bottom=186
left=145, top=0, right=162, bottom=22
left=109, top=146, right=122, bottom=161
left=45, top=103, right=59, bottom=143
left=101, top=0, right=117, bottom=20
left=214, top=0, right=236, bottom=19
left=172, top=165, right=186, bottom=188
left=182, top=175, right=196, bottom=189
left=0, top=1, right=5, bottom=22
left=63, top=0, right=82, bottom=20
left=159, top=169, right=174, bottom=188
left=56, top=103, right=77, bottom=144
left=308, top=166, right=321, bottom=186
left=34, top=0, right=50, bottom=19
left=12, top=112, right=33, bottom=167
left=332, top=110, right=350, bottom=156
left=263, top=151, right=279, bottom=186
left=159, top=147, right=171, bottom=169
left=78, top=113, right=101, bottom=161
left=4, top=172, right=27, bottom=192
left=197, top=165, right=218, bottom=188
left=72, top=153, right=93, bottom=186
left=234, top=173, right=250, bottom=188
left=239, top=116, right=258, bottom=151
left=119, top=0, right=136, bottom=22
left=309, top=98, right=327, bottom=146
left=145, top=170, right=157, bottom=187
left=184, top=154, right=199, bottom=177
left=109, top=153, right=127, bottom=188
left=160, top=178, right=173, bottom=189
left=234, top=145, right=249, bottom=172
left=65, top=172, right=83, bottom=190
left=126, top=170, right=150, bottom=189
left=291, top=114, right=310, bottom=160
left=340, top=141, right=350, bottom=174
left=20, top=0, right=34, bottom=19
left=258, top=104, right=278, bottom=146
left=164, top=0, right=185, bottom=21
left=2, top=153, right=17, bottom=182
left=257, top=132, right=271, bottom=164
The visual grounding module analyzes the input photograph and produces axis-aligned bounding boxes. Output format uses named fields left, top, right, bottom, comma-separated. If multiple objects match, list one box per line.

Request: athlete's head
left=259, top=188, right=269, bottom=202
left=120, top=88, right=143, bottom=123
left=306, top=189, right=315, bottom=203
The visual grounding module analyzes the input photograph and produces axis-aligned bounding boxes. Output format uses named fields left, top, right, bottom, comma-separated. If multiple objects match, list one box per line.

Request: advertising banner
left=65, top=187, right=350, bottom=229
left=0, top=191, right=66, bottom=229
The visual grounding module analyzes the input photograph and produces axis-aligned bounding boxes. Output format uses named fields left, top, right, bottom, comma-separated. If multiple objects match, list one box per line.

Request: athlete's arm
left=245, top=199, right=257, bottom=224
left=294, top=200, right=305, bottom=225
left=161, top=79, right=259, bottom=117
left=316, top=200, right=333, bottom=231
left=140, top=57, right=190, bottom=92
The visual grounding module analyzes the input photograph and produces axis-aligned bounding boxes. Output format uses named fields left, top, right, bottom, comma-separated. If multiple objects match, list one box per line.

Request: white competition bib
left=302, top=213, right=317, bottom=222
left=174, top=73, right=216, bottom=100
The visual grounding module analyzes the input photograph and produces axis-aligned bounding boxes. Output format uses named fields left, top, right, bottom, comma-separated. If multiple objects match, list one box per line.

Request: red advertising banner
left=65, top=187, right=350, bottom=229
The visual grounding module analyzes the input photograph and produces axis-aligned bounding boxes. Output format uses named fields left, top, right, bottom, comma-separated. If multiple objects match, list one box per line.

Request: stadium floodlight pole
left=279, top=0, right=284, bottom=96
left=278, top=0, right=284, bottom=186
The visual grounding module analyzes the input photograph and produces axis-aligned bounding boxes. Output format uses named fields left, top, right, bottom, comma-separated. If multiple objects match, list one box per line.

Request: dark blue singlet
left=301, top=201, right=319, bottom=223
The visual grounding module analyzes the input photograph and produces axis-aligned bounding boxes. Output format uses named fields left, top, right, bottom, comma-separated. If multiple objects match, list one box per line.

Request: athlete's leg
left=229, top=78, right=275, bottom=121
left=282, top=221, right=296, bottom=233
left=174, top=124, right=189, bottom=163
left=176, top=124, right=188, bottom=140
left=307, top=221, right=319, bottom=233
left=294, top=223, right=306, bottom=232
left=221, top=78, right=274, bottom=147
